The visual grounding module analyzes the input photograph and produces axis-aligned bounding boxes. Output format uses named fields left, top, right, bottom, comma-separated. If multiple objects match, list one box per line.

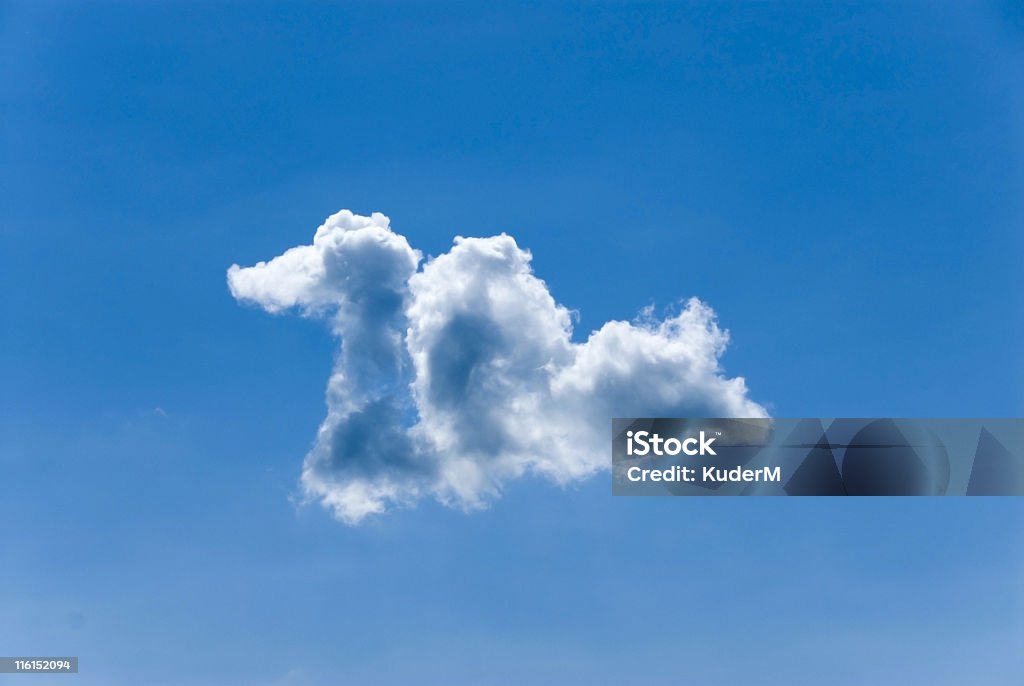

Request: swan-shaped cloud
left=229, top=210, right=766, bottom=523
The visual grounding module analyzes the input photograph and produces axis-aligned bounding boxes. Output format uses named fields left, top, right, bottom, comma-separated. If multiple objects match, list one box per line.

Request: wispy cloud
left=229, top=210, right=766, bottom=523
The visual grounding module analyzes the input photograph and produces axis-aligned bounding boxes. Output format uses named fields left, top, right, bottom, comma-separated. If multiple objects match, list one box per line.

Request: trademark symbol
left=716, top=431, right=722, bottom=436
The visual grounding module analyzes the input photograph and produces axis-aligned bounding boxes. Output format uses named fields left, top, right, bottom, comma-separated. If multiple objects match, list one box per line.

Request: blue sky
left=2, top=2, right=1023, bottom=684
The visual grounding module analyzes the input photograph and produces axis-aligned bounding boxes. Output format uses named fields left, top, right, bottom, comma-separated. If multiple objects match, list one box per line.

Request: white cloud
left=229, top=210, right=767, bottom=524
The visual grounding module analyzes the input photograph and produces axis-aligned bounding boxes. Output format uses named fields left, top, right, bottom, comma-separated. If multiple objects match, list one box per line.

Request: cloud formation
left=229, top=210, right=766, bottom=523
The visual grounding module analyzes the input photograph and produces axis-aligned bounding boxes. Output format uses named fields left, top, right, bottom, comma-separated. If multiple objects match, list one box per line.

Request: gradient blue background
left=2, top=2, right=1022, bottom=684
